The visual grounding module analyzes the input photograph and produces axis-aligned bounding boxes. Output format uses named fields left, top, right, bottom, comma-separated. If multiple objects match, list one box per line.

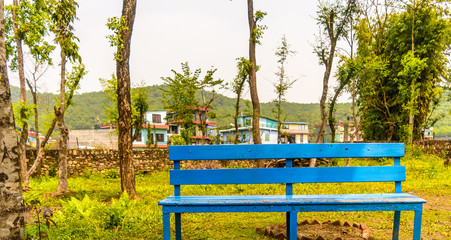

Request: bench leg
left=286, top=212, right=297, bottom=240
left=175, top=213, right=182, bottom=240
left=163, top=212, right=171, bottom=240
left=413, top=208, right=423, bottom=240
left=392, top=211, right=401, bottom=240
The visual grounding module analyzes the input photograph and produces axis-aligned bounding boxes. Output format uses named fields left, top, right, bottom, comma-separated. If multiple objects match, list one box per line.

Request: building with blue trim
left=219, top=116, right=278, bottom=144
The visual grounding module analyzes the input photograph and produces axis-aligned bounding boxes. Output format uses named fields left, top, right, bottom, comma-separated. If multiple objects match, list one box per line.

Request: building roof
left=282, top=122, right=308, bottom=125
left=142, top=124, right=169, bottom=129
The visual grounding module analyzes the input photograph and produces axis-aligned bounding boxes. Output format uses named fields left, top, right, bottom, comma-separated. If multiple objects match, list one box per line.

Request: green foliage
left=161, top=62, right=223, bottom=136
left=65, top=63, right=86, bottom=107
left=131, top=84, right=150, bottom=138
left=355, top=0, right=451, bottom=141
left=273, top=35, right=296, bottom=142
left=5, top=0, right=55, bottom=69
left=49, top=0, right=80, bottom=62
left=13, top=100, right=36, bottom=128
left=26, top=198, right=57, bottom=240
left=106, top=16, right=127, bottom=61
left=99, top=76, right=149, bottom=135
left=99, top=74, right=118, bottom=125
left=101, top=168, right=119, bottom=179
left=250, top=10, right=267, bottom=44
left=168, top=134, right=187, bottom=146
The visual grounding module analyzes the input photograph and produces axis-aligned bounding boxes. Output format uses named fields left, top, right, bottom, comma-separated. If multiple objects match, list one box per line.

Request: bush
left=102, top=168, right=119, bottom=179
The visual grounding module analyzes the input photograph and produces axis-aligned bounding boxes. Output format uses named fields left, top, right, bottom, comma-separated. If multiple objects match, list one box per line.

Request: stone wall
left=415, top=140, right=451, bottom=157
left=415, top=140, right=451, bottom=163
left=26, top=149, right=170, bottom=176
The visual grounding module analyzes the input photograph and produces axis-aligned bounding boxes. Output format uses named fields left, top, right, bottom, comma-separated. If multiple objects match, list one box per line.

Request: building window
left=282, top=124, right=289, bottom=129
left=152, top=114, right=161, bottom=123
left=299, top=125, right=305, bottom=130
left=245, top=119, right=251, bottom=126
left=156, top=133, right=164, bottom=142
left=136, top=133, right=142, bottom=142
left=265, top=133, right=269, bottom=142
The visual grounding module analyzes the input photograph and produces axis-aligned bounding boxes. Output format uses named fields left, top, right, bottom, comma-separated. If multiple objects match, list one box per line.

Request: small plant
left=26, top=199, right=57, bottom=239
left=102, top=168, right=120, bottom=179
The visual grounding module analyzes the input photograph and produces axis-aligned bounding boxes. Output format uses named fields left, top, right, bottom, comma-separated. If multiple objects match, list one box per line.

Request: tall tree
left=25, top=56, right=49, bottom=159
left=355, top=0, right=450, bottom=142
left=112, top=0, right=138, bottom=198
left=5, top=0, right=54, bottom=186
left=23, top=64, right=84, bottom=191
left=247, top=0, right=266, bottom=144
left=0, top=0, right=25, bottom=237
left=314, top=0, right=357, bottom=144
left=161, top=62, right=223, bottom=144
left=328, top=10, right=358, bottom=144
left=50, top=0, right=83, bottom=194
left=311, top=0, right=356, bottom=167
left=232, top=57, right=250, bottom=144
left=273, top=35, right=296, bottom=143
left=11, top=0, right=28, bottom=180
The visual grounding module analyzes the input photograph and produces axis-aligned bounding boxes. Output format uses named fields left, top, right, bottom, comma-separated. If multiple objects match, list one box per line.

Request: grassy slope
left=25, top=147, right=450, bottom=240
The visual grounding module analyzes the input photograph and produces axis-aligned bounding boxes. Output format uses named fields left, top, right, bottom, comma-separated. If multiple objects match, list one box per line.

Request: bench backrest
left=169, top=143, right=405, bottom=196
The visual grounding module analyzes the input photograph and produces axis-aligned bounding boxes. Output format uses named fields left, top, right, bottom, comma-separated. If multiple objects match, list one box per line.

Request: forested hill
left=10, top=85, right=451, bottom=138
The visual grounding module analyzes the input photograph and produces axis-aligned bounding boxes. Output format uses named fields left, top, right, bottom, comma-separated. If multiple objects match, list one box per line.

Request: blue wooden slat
left=161, top=202, right=423, bottom=214
left=158, top=193, right=426, bottom=206
left=394, top=157, right=402, bottom=193
left=174, top=161, right=181, bottom=196
left=170, top=166, right=405, bottom=185
left=169, top=143, right=405, bottom=161
left=286, top=159, right=293, bottom=195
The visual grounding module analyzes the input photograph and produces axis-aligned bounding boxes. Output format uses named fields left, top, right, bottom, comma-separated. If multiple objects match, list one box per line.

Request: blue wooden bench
left=158, top=143, right=426, bottom=240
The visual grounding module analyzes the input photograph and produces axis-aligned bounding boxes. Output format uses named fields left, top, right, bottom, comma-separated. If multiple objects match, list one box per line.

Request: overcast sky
left=8, top=0, right=351, bottom=104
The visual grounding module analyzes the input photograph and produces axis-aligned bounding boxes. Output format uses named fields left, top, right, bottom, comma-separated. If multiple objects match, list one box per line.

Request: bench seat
left=159, top=193, right=426, bottom=207
left=160, top=193, right=425, bottom=214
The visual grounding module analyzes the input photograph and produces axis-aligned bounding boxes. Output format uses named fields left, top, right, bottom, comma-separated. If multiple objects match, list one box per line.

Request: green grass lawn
left=24, top=146, right=451, bottom=239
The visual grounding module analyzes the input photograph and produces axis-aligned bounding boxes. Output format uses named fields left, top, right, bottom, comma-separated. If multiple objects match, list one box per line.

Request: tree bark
left=234, top=89, right=242, bottom=144
left=277, top=91, right=282, bottom=144
left=247, top=0, right=261, bottom=144
left=117, top=0, right=137, bottom=199
left=328, top=81, right=347, bottom=144
left=12, top=0, right=29, bottom=185
left=0, top=0, right=26, bottom=236
left=56, top=50, right=69, bottom=193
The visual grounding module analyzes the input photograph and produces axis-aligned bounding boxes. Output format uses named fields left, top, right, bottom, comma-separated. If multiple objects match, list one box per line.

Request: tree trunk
left=234, top=89, right=242, bottom=144
left=328, top=82, right=347, bottom=144
left=312, top=9, right=340, bottom=167
left=408, top=2, right=416, bottom=145
left=26, top=77, right=41, bottom=174
left=277, top=93, right=282, bottom=144
left=56, top=50, right=69, bottom=194
left=247, top=0, right=261, bottom=144
left=12, top=0, right=29, bottom=185
left=0, top=0, right=26, bottom=235
left=316, top=60, right=334, bottom=144
left=117, top=0, right=137, bottom=199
